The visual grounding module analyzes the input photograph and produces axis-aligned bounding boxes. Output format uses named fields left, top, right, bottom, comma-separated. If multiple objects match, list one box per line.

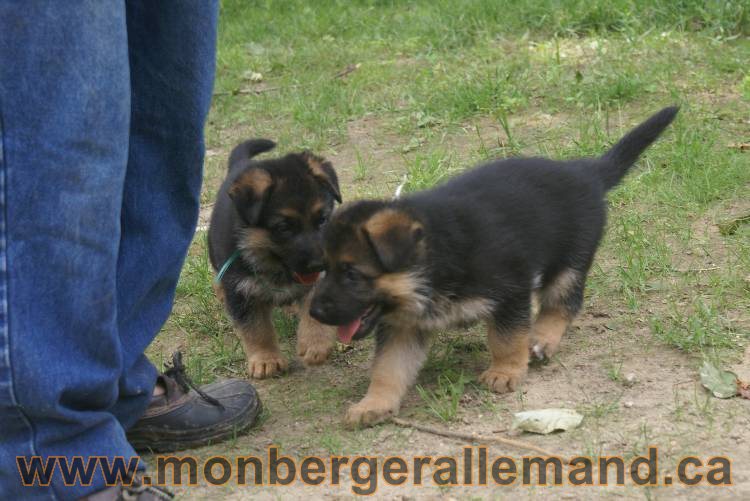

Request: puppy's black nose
left=309, top=303, right=326, bottom=322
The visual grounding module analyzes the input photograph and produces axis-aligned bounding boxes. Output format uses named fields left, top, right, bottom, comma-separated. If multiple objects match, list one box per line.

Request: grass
left=416, top=372, right=469, bottom=422
left=401, top=150, right=458, bottom=193
left=149, top=1, right=750, bottom=493
left=605, top=361, right=624, bottom=383
left=651, top=299, right=743, bottom=352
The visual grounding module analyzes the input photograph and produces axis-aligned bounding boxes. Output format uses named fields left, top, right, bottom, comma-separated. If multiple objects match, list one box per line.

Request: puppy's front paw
left=479, top=366, right=526, bottom=393
left=246, top=351, right=288, bottom=379
left=296, top=334, right=334, bottom=366
left=296, top=314, right=336, bottom=366
left=344, top=397, right=399, bottom=428
left=298, top=343, right=333, bottom=366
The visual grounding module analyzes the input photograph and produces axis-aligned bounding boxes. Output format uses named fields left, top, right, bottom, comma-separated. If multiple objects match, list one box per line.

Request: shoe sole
left=127, top=397, right=261, bottom=453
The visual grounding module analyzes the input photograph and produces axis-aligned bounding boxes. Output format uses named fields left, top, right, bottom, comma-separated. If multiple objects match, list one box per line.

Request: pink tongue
left=337, top=317, right=362, bottom=344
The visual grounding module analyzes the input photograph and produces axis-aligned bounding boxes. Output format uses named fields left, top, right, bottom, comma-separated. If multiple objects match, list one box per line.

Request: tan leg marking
left=541, top=268, right=579, bottom=307
left=296, top=291, right=336, bottom=366
left=236, top=304, right=288, bottom=379
left=345, top=328, right=427, bottom=427
left=530, top=290, right=541, bottom=319
left=479, top=323, right=530, bottom=393
left=530, top=308, right=570, bottom=360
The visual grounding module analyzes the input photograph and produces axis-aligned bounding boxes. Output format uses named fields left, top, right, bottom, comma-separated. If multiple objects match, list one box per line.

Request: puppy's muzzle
left=309, top=296, right=332, bottom=324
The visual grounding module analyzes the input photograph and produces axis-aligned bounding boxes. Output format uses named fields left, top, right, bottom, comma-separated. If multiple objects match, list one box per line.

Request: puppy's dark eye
left=343, top=264, right=362, bottom=282
left=272, top=220, right=296, bottom=235
left=314, top=214, right=329, bottom=229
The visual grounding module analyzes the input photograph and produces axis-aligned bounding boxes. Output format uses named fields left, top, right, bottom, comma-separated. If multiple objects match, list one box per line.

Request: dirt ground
left=160, top=311, right=750, bottom=499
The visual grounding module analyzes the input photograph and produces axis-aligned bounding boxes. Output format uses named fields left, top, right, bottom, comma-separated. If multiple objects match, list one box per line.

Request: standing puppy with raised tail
left=309, top=107, right=679, bottom=427
left=209, top=139, right=342, bottom=378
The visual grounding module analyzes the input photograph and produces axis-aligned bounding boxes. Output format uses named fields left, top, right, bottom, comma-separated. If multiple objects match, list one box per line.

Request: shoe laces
left=121, top=484, right=173, bottom=501
left=119, top=474, right=173, bottom=501
left=164, top=352, right=225, bottom=410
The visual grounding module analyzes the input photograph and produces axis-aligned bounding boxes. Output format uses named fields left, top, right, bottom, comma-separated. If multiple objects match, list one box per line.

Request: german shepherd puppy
left=310, top=107, right=679, bottom=426
left=209, top=139, right=341, bottom=378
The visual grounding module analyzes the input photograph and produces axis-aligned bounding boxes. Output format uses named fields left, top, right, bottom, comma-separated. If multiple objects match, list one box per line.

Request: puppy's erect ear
left=228, top=167, right=273, bottom=226
left=302, top=152, right=342, bottom=203
left=362, top=209, right=424, bottom=272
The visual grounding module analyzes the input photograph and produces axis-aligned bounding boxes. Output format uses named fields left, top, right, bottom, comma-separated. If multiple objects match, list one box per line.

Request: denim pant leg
left=0, top=3, right=134, bottom=500
left=111, top=0, right=219, bottom=430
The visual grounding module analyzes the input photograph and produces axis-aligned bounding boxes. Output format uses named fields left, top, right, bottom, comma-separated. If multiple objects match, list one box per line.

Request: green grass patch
left=651, top=299, right=745, bottom=352
left=416, top=372, right=469, bottom=422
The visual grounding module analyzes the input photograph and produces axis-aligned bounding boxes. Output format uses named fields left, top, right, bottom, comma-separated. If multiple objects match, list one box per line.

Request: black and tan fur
left=310, top=107, right=679, bottom=426
left=208, top=139, right=341, bottom=378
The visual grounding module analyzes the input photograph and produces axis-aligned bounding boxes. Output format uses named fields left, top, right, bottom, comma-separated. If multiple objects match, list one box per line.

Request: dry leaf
left=512, top=408, right=583, bottom=434
left=699, top=361, right=738, bottom=398
left=242, top=70, right=263, bottom=83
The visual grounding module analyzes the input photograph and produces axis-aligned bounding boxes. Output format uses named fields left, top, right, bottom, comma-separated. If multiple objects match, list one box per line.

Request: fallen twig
left=334, top=63, right=361, bottom=79
left=214, top=63, right=359, bottom=97
left=672, top=379, right=698, bottom=387
left=213, top=84, right=299, bottom=97
left=674, top=266, right=720, bottom=273
left=391, top=417, right=557, bottom=456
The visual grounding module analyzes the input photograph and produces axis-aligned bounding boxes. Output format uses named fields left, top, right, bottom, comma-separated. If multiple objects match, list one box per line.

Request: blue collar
left=214, top=249, right=242, bottom=284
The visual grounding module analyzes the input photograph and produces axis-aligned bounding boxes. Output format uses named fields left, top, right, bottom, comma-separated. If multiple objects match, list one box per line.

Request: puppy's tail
left=597, top=106, right=679, bottom=190
left=228, top=138, right=276, bottom=169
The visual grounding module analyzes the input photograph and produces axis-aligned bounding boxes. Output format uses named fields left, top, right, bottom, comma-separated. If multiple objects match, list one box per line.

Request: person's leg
left=110, top=0, right=219, bottom=430
left=117, top=0, right=260, bottom=458
left=0, top=2, right=135, bottom=499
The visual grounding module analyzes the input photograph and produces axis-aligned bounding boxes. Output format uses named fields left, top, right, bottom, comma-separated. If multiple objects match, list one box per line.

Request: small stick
left=215, top=63, right=358, bottom=97
left=233, top=85, right=286, bottom=95
left=334, top=63, right=361, bottom=79
left=391, top=417, right=558, bottom=456
left=672, top=379, right=697, bottom=387
left=674, top=266, right=720, bottom=273
left=213, top=83, right=300, bottom=97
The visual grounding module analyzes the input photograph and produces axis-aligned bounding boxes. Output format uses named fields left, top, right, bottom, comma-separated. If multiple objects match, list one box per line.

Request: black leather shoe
left=126, top=352, right=261, bottom=452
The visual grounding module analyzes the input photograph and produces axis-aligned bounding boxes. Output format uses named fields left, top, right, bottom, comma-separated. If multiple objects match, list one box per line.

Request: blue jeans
left=0, top=1, right=218, bottom=499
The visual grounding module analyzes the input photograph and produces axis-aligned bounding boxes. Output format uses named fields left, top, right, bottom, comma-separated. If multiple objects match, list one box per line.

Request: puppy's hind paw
left=530, top=338, right=561, bottom=362
left=531, top=343, right=547, bottom=361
